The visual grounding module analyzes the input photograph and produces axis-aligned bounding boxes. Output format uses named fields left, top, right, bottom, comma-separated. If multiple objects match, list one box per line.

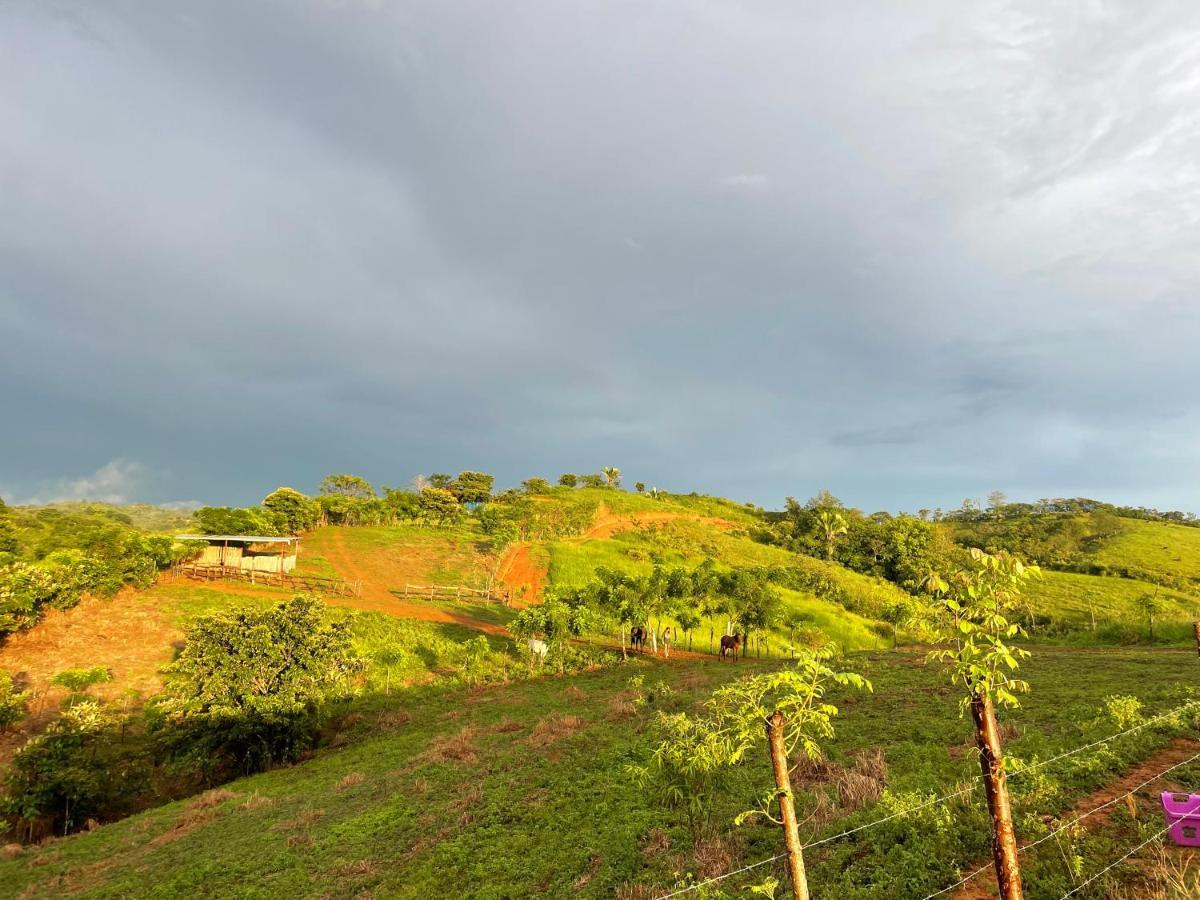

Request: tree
left=815, top=509, right=848, bottom=561
left=451, top=471, right=494, bottom=505
left=0, top=670, right=30, bottom=733
left=987, top=491, right=1008, bottom=513
left=879, top=601, right=912, bottom=648
left=924, top=549, right=1039, bottom=900
left=1137, top=590, right=1162, bottom=642
left=558, top=473, right=579, bottom=488
left=319, top=474, right=375, bottom=499
left=262, top=488, right=320, bottom=534
left=635, top=482, right=646, bottom=493
left=161, top=596, right=359, bottom=774
left=193, top=506, right=285, bottom=536
left=602, top=467, right=622, bottom=488
left=510, top=595, right=590, bottom=674
left=805, top=490, right=844, bottom=510
left=369, top=647, right=407, bottom=695
left=418, top=487, right=462, bottom=526
left=522, top=477, right=551, bottom=495
left=428, top=474, right=454, bottom=490
left=51, top=667, right=112, bottom=705
left=580, top=474, right=605, bottom=488
left=643, top=646, right=870, bottom=899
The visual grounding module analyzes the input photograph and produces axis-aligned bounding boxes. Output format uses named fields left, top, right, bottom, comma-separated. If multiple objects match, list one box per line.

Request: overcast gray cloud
left=2, top=0, right=1200, bottom=512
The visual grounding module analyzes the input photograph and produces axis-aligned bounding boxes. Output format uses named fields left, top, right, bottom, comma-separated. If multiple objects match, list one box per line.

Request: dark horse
left=719, top=633, right=743, bottom=661
left=631, top=626, right=647, bottom=653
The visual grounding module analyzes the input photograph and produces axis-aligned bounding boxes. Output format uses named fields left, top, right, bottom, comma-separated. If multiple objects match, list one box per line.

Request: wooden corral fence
left=175, top=563, right=362, bottom=597
left=395, top=583, right=510, bottom=606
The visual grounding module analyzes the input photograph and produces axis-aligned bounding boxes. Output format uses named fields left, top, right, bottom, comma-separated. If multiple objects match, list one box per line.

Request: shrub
left=157, top=596, right=361, bottom=778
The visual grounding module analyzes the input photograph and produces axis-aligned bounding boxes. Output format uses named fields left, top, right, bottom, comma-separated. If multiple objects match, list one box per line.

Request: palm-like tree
left=602, top=466, right=622, bottom=488
left=816, top=509, right=849, bottom=560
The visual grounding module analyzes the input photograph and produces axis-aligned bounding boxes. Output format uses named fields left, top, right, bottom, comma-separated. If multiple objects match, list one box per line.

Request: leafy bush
left=157, top=596, right=361, bottom=778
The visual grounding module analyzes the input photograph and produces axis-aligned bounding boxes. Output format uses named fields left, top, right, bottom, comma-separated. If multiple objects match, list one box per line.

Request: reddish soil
left=496, top=543, right=545, bottom=606
left=953, top=737, right=1200, bottom=899
left=0, top=590, right=182, bottom=763
left=315, top=529, right=508, bottom=636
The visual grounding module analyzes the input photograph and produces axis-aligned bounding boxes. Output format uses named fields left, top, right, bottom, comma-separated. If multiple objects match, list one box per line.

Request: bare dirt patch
left=497, top=542, right=546, bottom=605
left=0, top=589, right=180, bottom=763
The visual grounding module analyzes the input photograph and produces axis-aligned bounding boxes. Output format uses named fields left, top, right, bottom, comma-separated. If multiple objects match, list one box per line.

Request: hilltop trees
left=319, top=474, right=375, bottom=499
left=261, top=487, right=320, bottom=534
left=602, top=467, right=622, bottom=488
left=450, top=471, right=494, bottom=505
left=558, top=473, right=579, bottom=488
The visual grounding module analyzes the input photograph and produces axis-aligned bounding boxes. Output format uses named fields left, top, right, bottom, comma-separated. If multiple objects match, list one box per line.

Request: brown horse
left=719, top=634, right=743, bottom=661
left=630, top=626, right=647, bottom=653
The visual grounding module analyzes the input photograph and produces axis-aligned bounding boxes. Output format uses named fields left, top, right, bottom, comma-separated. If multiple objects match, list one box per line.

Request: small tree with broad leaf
left=923, top=548, right=1039, bottom=900
left=637, top=644, right=870, bottom=900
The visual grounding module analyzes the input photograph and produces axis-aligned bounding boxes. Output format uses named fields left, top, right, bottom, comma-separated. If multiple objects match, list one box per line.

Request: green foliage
left=417, top=487, right=462, bottom=526
left=558, top=473, right=579, bottom=488
left=193, top=505, right=286, bottom=536
left=2, top=698, right=143, bottom=836
left=51, top=667, right=112, bottom=696
left=924, top=548, right=1039, bottom=711
left=0, top=670, right=30, bottom=733
left=450, top=471, right=494, bottom=505
left=639, top=645, right=869, bottom=823
left=522, top=477, right=551, bottom=495
left=159, top=596, right=360, bottom=775
left=261, top=487, right=321, bottom=534
left=602, top=467, right=622, bottom=488
left=579, top=473, right=605, bottom=488
left=319, top=474, right=375, bottom=499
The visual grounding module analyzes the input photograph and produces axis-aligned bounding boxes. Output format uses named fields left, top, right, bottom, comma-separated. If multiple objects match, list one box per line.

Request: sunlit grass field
left=3, top=646, right=1193, bottom=899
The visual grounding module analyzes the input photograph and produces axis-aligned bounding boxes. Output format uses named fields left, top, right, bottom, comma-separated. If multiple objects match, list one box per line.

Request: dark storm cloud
left=3, top=1, right=1200, bottom=511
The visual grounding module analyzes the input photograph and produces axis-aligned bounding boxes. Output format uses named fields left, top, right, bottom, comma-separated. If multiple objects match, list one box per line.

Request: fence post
left=766, top=710, right=809, bottom=900
left=972, top=692, right=1024, bottom=899
left=1193, top=621, right=1200, bottom=657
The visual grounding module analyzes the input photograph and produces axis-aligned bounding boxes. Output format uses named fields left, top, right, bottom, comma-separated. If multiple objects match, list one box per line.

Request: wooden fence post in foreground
left=1193, top=621, right=1200, bottom=657
left=971, top=692, right=1024, bottom=900
left=766, top=710, right=810, bottom=900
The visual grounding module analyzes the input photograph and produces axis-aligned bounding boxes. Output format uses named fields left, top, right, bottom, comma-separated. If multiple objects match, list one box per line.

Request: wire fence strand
left=1058, top=819, right=1180, bottom=899
left=922, top=749, right=1200, bottom=897
left=655, top=701, right=1199, bottom=898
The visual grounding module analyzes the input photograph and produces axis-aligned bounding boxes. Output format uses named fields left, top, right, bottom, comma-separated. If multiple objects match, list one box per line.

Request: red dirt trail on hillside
left=314, top=528, right=508, bottom=635
left=496, top=543, right=544, bottom=606
left=952, top=736, right=1200, bottom=899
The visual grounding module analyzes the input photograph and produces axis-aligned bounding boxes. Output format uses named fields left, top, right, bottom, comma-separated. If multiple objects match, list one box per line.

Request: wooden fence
left=175, top=564, right=362, bottom=597
left=395, top=583, right=509, bottom=606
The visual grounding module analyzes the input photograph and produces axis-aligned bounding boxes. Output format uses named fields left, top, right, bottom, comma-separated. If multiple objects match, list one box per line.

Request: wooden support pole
left=971, top=692, right=1024, bottom=900
left=1193, top=621, right=1200, bottom=657
left=766, top=710, right=809, bottom=900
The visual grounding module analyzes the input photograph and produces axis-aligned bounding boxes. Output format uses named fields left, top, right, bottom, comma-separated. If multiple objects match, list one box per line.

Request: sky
left=3, top=1, right=1200, bottom=513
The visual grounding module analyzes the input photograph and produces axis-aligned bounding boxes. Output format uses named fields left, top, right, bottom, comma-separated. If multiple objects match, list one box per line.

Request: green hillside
left=2, top=648, right=1194, bottom=899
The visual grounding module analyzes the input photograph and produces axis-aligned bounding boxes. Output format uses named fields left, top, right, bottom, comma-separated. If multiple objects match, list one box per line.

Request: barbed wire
left=1058, top=818, right=1180, bottom=899
left=654, top=852, right=784, bottom=899
left=922, top=749, right=1200, bottom=897
left=654, top=700, right=1198, bottom=898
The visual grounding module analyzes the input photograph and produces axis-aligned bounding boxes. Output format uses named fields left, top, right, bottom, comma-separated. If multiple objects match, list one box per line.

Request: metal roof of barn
left=176, top=534, right=299, bottom=543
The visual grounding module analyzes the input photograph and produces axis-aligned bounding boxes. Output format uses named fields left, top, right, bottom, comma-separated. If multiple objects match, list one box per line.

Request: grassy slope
left=547, top=521, right=907, bottom=651
left=3, top=648, right=1195, bottom=899
left=1088, top=517, right=1200, bottom=581
left=1025, top=570, right=1199, bottom=639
